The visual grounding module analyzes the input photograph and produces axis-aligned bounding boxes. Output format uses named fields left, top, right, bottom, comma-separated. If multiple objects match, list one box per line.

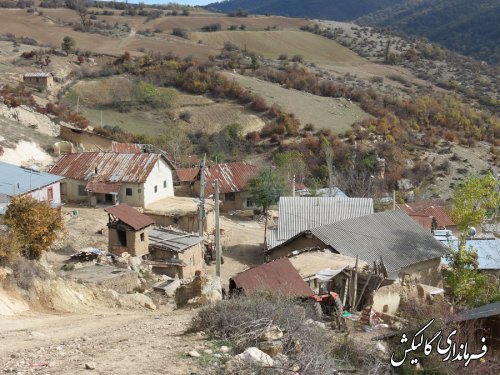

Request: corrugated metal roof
left=310, top=210, right=448, bottom=274
left=49, top=152, right=164, bottom=184
left=440, top=239, right=500, bottom=270
left=231, top=258, right=314, bottom=297
left=0, top=161, right=63, bottom=197
left=24, top=72, right=52, bottom=78
left=268, top=197, right=374, bottom=249
left=176, top=167, right=200, bottom=182
left=149, top=227, right=203, bottom=253
left=111, top=142, right=142, bottom=153
left=104, top=204, right=154, bottom=230
left=204, top=162, right=259, bottom=194
left=86, top=179, right=121, bottom=194
left=453, top=302, right=500, bottom=322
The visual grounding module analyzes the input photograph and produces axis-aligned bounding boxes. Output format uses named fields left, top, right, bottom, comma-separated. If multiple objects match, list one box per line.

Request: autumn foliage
left=5, top=196, right=64, bottom=260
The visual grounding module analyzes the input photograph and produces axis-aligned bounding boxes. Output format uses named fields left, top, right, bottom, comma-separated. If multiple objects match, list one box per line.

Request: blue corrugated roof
left=0, top=161, right=63, bottom=197
left=439, top=238, right=500, bottom=270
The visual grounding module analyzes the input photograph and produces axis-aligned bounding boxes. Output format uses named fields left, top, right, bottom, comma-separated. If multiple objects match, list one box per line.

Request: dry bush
left=190, top=292, right=388, bottom=374
left=0, top=231, right=18, bottom=265
left=9, top=257, right=49, bottom=290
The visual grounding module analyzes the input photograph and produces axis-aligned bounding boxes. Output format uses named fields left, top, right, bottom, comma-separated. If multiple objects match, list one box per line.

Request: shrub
left=251, top=95, right=267, bottom=112
left=172, top=27, right=188, bottom=39
left=201, top=23, right=221, bottom=32
left=291, top=54, right=303, bottom=63
left=0, top=231, right=18, bottom=265
left=278, top=53, right=288, bottom=60
left=5, top=196, right=64, bottom=260
left=190, top=292, right=389, bottom=374
left=179, top=110, right=192, bottom=122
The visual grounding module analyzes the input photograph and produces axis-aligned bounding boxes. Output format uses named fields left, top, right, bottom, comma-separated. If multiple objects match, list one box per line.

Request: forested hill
left=206, top=0, right=405, bottom=21
left=358, top=0, right=500, bottom=65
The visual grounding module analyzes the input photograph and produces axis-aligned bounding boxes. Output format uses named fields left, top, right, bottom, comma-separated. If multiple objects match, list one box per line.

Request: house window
left=138, top=188, right=142, bottom=194
left=225, top=192, right=235, bottom=202
left=246, top=198, right=254, bottom=208
left=78, top=185, right=88, bottom=196
left=154, top=185, right=158, bottom=193
left=126, top=188, right=133, bottom=196
left=140, top=233, right=145, bottom=242
left=163, top=180, right=167, bottom=188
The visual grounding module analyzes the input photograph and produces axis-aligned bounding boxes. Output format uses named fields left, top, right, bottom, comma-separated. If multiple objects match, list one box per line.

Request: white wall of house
left=29, top=181, right=61, bottom=208
left=59, top=158, right=174, bottom=208
left=143, top=159, right=174, bottom=207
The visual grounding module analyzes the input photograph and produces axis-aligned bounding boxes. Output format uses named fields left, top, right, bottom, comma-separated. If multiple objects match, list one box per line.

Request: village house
left=104, top=203, right=155, bottom=257
left=175, top=162, right=260, bottom=212
left=143, top=196, right=215, bottom=235
left=22, top=72, right=54, bottom=89
left=0, top=161, right=63, bottom=214
left=266, top=196, right=374, bottom=253
left=266, top=210, right=449, bottom=286
left=147, top=227, right=204, bottom=279
left=396, top=200, right=457, bottom=233
left=229, top=257, right=313, bottom=297
left=48, top=152, right=175, bottom=207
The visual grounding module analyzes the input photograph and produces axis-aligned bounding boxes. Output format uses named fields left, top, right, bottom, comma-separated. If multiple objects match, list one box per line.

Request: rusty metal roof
left=176, top=167, right=200, bottom=182
left=85, top=179, right=121, bottom=194
left=104, top=204, right=154, bottom=230
left=204, top=162, right=259, bottom=194
left=230, top=258, right=314, bottom=297
left=111, top=142, right=142, bottom=153
left=49, top=152, right=165, bottom=184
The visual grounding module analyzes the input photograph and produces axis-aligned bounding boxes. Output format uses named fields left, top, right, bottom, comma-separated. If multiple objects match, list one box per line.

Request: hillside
left=358, top=0, right=500, bottom=65
left=207, top=0, right=405, bottom=21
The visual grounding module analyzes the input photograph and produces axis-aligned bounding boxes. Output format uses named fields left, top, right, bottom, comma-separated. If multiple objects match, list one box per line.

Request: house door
left=117, top=230, right=127, bottom=246
left=105, top=194, right=113, bottom=203
left=47, top=187, right=54, bottom=202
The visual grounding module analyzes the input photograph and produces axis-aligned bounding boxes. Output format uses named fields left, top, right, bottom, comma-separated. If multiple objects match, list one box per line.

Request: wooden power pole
left=198, top=154, right=206, bottom=237
left=214, top=179, right=221, bottom=277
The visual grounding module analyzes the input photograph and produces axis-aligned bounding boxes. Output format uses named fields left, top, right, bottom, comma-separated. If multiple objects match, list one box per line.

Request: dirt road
left=0, top=307, right=204, bottom=374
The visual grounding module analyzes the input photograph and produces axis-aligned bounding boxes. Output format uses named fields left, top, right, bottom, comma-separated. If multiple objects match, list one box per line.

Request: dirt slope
left=0, top=308, right=202, bottom=374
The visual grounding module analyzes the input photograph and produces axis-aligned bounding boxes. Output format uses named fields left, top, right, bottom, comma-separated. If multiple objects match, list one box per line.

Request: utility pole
left=76, top=95, right=80, bottom=114
left=198, top=154, right=206, bottom=237
left=292, top=174, right=296, bottom=197
left=214, top=179, right=221, bottom=277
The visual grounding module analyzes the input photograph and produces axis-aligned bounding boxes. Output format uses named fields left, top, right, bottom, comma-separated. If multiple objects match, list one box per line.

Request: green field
left=79, top=107, right=174, bottom=137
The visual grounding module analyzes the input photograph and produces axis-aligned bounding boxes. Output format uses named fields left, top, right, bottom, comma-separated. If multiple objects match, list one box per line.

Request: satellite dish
left=468, top=227, right=477, bottom=237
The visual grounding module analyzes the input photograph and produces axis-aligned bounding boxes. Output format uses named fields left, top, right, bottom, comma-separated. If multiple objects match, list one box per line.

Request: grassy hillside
left=359, top=0, right=500, bottom=65
left=192, top=30, right=365, bottom=64
left=207, top=0, right=405, bottom=21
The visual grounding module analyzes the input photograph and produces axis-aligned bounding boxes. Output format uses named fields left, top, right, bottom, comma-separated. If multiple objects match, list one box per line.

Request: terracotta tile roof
left=407, top=214, right=434, bottom=231
left=204, top=162, right=259, bottom=195
left=176, top=167, right=200, bottom=183
left=104, top=204, right=154, bottom=230
left=230, top=258, right=314, bottom=297
left=396, top=200, right=454, bottom=228
left=49, top=152, right=165, bottom=184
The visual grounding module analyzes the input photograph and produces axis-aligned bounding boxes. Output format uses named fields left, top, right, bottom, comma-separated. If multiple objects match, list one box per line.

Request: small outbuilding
left=229, top=258, right=314, bottom=297
left=147, top=227, right=204, bottom=279
left=104, top=204, right=154, bottom=257
left=23, top=72, right=54, bottom=89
